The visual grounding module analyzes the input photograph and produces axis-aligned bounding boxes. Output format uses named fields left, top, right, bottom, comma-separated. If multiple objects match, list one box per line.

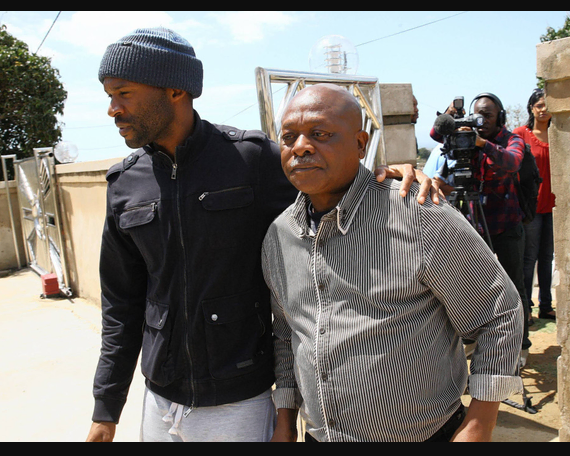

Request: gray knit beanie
left=98, top=27, right=203, bottom=98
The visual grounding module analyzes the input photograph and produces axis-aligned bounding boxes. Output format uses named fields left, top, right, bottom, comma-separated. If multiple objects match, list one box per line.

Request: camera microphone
left=433, top=114, right=456, bottom=136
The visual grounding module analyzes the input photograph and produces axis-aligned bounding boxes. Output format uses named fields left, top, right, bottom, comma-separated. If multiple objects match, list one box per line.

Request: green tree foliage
left=537, top=14, right=570, bottom=88
left=541, top=14, right=570, bottom=42
left=0, top=25, right=67, bottom=164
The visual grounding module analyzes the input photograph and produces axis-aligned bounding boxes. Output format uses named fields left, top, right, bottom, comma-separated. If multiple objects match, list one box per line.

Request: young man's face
left=103, top=77, right=176, bottom=149
left=473, top=97, right=502, bottom=140
left=280, top=86, right=368, bottom=212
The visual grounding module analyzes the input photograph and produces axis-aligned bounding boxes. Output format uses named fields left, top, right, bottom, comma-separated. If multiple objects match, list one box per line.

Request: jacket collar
left=289, top=163, right=372, bottom=238
left=143, top=109, right=208, bottom=167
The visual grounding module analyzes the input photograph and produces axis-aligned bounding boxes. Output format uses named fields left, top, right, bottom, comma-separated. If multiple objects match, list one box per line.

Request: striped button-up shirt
left=262, top=164, right=523, bottom=442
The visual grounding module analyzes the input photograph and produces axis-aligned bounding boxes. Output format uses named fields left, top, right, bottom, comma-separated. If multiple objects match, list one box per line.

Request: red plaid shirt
left=430, top=126, right=525, bottom=235
left=475, top=127, right=525, bottom=235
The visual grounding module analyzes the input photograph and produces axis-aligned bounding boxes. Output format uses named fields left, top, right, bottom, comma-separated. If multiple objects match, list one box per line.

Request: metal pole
left=1, top=155, right=22, bottom=269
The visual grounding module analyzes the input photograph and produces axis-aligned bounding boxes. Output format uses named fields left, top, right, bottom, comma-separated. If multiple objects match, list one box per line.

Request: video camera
left=432, top=97, right=493, bottom=249
left=433, top=96, right=485, bottom=187
left=433, top=96, right=484, bottom=160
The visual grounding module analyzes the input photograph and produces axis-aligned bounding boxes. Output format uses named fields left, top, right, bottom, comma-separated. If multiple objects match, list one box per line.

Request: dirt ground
left=0, top=268, right=562, bottom=442
left=485, top=305, right=560, bottom=442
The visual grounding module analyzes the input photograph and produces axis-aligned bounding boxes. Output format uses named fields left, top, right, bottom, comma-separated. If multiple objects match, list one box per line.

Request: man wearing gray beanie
left=87, top=26, right=298, bottom=442
left=87, top=27, right=434, bottom=442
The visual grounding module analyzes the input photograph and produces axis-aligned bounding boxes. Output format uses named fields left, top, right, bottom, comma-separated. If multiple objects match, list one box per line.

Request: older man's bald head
left=283, top=84, right=363, bottom=131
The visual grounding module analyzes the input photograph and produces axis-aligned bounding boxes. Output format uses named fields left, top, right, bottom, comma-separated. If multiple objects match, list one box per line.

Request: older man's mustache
left=289, top=155, right=320, bottom=168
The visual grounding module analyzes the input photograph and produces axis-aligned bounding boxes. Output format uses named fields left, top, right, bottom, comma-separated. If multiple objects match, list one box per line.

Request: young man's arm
left=374, top=163, right=442, bottom=204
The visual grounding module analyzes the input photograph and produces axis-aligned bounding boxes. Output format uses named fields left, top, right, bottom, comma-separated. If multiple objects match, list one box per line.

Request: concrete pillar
left=379, top=83, right=417, bottom=166
left=537, top=35, right=570, bottom=442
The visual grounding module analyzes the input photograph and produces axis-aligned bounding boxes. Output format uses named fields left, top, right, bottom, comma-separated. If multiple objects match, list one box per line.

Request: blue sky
left=2, top=11, right=568, bottom=163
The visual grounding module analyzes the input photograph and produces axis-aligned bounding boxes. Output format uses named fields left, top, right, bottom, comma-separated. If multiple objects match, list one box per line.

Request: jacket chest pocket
left=119, top=201, right=157, bottom=229
left=198, top=186, right=254, bottom=249
left=118, top=201, right=164, bottom=264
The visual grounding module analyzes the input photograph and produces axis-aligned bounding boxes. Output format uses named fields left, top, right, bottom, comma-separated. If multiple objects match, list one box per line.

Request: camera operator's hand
left=475, top=135, right=487, bottom=148
left=444, top=101, right=465, bottom=118
left=457, top=126, right=487, bottom=148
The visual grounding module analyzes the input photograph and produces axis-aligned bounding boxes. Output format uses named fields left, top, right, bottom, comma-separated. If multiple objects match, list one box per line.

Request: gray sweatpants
left=140, top=387, right=276, bottom=442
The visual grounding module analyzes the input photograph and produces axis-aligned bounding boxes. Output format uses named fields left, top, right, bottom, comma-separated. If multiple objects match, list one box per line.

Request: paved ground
left=0, top=268, right=561, bottom=442
left=0, top=268, right=144, bottom=442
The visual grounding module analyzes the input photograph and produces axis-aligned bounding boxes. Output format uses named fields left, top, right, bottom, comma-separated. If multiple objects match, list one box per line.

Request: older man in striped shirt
left=262, top=84, right=523, bottom=442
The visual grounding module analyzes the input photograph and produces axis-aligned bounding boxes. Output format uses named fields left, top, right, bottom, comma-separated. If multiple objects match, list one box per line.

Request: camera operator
left=430, top=93, right=531, bottom=362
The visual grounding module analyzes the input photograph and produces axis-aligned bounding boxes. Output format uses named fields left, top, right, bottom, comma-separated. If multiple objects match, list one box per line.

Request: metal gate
left=255, top=67, right=386, bottom=170
left=13, top=148, right=72, bottom=297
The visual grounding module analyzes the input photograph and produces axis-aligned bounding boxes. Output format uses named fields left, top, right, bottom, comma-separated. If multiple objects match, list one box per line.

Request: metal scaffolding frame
left=255, top=67, right=386, bottom=170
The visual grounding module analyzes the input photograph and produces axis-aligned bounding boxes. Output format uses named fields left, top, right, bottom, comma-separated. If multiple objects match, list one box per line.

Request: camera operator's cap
left=98, top=26, right=203, bottom=99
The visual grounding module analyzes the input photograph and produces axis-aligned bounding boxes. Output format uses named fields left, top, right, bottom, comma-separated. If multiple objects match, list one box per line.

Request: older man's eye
left=313, top=131, right=333, bottom=139
left=281, top=133, right=295, bottom=142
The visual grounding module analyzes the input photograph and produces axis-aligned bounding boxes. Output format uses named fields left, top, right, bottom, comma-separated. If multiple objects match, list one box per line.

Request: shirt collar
left=491, top=125, right=509, bottom=143
left=290, top=163, right=373, bottom=237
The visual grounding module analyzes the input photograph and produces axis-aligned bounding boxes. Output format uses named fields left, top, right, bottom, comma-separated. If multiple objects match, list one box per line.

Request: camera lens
left=455, top=136, right=470, bottom=149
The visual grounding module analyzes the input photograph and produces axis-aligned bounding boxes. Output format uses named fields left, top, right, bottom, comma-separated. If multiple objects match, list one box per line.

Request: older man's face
left=280, top=87, right=368, bottom=212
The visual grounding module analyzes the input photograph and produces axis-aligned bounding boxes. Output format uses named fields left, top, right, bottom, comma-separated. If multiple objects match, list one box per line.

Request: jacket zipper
left=176, top=167, right=196, bottom=411
left=160, top=149, right=195, bottom=409
left=198, top=185, right=249, bottom=201
left=154, top=149, right=178, bottom=180
left=122, top=202, right=157, bottom=213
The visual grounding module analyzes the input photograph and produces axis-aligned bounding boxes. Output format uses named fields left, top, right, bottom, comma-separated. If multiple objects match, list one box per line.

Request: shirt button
left=318, top=282, right=325, bottom=290
left=319, top=327, right=326, bottom=334
left=211, top=314, right=218, bottom=322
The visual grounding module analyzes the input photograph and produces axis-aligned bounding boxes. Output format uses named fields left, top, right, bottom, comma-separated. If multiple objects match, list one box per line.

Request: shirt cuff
left=272, top=387, right=303, bottom=410
left=468, top=374, right=523, bottom=402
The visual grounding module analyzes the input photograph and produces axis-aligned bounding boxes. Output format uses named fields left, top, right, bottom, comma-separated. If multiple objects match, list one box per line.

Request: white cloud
left=51, top=11, right=177, bottom=55
left=5, top=11, right=298, bottom=56
left=209, top=11, right=298, bottom=44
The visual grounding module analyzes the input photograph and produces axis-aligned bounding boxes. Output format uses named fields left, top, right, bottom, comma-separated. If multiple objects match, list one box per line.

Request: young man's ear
left=170, top=88, right=190, bottom=102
